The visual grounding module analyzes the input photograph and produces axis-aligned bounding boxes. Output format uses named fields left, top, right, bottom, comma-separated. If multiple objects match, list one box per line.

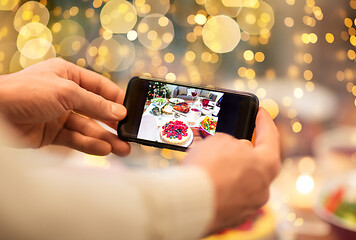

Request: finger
left=59, top=80, right=127, bottom=122
left=65, top=61, right=125, bottom=104
left=101, top=120, right=119, bottom=130
left=65, top=113, right=131, bottom=157
left=254, top=107, right=280, bottom=153
left=53, top=128, right=112, bottom=156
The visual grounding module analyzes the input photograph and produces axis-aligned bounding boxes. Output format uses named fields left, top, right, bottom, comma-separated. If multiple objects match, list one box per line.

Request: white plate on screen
left=169, top=98, right=185, bottom=104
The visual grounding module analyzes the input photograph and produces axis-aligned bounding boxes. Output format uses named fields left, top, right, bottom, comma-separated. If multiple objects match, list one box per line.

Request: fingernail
left=112, top=104, right=127, bottom=119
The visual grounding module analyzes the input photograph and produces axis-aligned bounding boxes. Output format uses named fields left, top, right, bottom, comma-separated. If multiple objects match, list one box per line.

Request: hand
left=183, top=108, right=281, bottom=234
left=0, top=58, right=130, bottom=156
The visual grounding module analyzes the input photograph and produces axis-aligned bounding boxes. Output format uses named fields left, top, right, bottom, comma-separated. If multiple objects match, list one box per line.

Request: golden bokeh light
left=303, top=53, right=313, bottom=64
left=222, top=0, right=258, bottom=7
left=205, top=0, right=241, bottom=18
left=195, top=14, right=207, bottom=25
left=285, top=0, right=295, bottom=6
left=303, top=70, right=313, bottom=81
left=134, top=0, right=170, bottom=17
left=137, top=14, right=174, bottom=50
left=16, top=22, right=52, bottom=53
left=127, top=30, right=138, bottom=41
left=100, top=0, right=137, bottom=34
left=13, top=1, right=50, bottom=32
left=21, top=38, right=52, bottom=59
left=260, top=98, right=279, bottom=119
left=236, top=1, right=275, bottom=36
left=114, top=35, right=136, bottom=71
left=325, top=33, right=334, bottom=43
left=255, top=51, right=265, bottom=62
left=202, top=15, right=241, bottom=53
left=284, top=17, right=294, bottom=28
left=164, top=52, right=175, bottom=63
left=348, top=49, right=356, bottom=60
left=292, top=121, right=302, bottom=133
left=165, top=72, right=176, bottom=82
left=103, top=30, right=113, bottom=40
left=0, top=0, right=20, bottom=11
left=0, top=42, right=17, bottom=74
left=86, top=37, right=122, bottom=73
left=9, top=51, right=22, bottom=73
left=294, top=87, right=304, bottom=99
left=59, top=36, right=87, bottom=57
left=305, top=81, right=314, bottom=92
left=20, top=44, right=56, bottom=68
left=51, top=19, right=85, bottom=43
left=243, top=50, right=254, bottom=61
left=50, top=20, right=86, bottom=57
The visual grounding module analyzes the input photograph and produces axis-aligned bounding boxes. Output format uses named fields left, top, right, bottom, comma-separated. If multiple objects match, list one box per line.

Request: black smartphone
left=117, top=76, right=259, bottom=151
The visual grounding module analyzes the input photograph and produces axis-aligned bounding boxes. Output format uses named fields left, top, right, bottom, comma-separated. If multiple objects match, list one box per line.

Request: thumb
left=60, top=81, right=127, bottom=121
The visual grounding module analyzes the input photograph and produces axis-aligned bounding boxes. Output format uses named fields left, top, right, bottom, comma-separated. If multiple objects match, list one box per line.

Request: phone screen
left=118, top=77, right=259, bottom=151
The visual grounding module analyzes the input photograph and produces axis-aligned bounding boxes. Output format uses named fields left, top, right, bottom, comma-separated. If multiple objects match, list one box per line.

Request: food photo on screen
left=136, top=82, right=224, bottom=147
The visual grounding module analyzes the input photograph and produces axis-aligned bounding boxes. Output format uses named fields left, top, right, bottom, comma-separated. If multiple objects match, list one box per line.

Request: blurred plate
left=169, top=98, right=185, bottom=104
left=314, top=171, right=356, bottom=238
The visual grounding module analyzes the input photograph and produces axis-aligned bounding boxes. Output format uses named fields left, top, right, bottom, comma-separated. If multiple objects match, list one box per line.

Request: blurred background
left=0, top=0, right=356, bottom=239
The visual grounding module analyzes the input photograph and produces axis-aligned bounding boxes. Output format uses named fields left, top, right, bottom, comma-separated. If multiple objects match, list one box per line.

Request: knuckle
left=57, top=81, right=79, bottom=110
left=96, top=96, right=108, bottom=111
left=61, top=81, right=78, bottom=97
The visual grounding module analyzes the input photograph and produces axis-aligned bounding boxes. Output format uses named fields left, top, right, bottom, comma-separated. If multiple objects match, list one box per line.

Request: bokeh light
left=21, top=38, right=52, bottom=59
left=236, top=0, right=275, bottom=36
left=13, top=1, right=50, bottom=32
left=296, top=174, right=314, bottom=194
left=17, top=22, right=52, bottom=53
left=202, top=15, right=241, bottom=53
left=260, top=98, right=279, bottom=119
left=222, top=0, right=258, bottom=7
left=114, top=35, right=136, bottom=71
left=137, top=14, right=174, bottom=50
left=100, top=0, right=137, bottom=34
left=0, top=42, right=17, bottom=74
left=134, top=0, right=170, bottom=17
left=20, top=43, right=56, bottom=68
left=0, top=0, right=20, bottom=11
left=86, top=37, right=122, bottom=73
left=205, top=0, right=241, bottom=18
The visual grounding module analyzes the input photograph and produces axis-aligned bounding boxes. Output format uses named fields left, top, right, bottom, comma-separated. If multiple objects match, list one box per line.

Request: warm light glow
left=137, top=14, right=174, bottom=50
left=243, top=50, right=254, bottom=61
left=0, top=0, right=20, bottom=11
left=260, top=99, right=279, bottom=119
left=14, top=1, right=50, bottom=32
left=292, top=121, right=302, bottom=133
left=296, top=174, right=314, bottom=194
left=294, top=88, right=304, bottom=98
left=127, top=30, right=138, bottom=41
left=194, top=14, right=207, bottom=25
left=284, top=17, right=294, bottom=28
left=236, top=1, right=275, bottom=35
left=100, top=0, right=137, bottom=34
left=255, top=52, right=265, bottom=62
left=325, top=33, right=334, bottom=43
left=164, top=52, right=175, bottom=63
left=202, top=15, right=241, bottom=53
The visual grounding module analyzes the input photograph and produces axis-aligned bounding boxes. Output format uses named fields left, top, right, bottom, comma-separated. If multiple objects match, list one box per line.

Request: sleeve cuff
left=134, top=166, right=215, bottom=240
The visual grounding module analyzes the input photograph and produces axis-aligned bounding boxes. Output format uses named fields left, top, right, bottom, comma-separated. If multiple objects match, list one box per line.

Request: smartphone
left=117, top=76, right=259, bottom=151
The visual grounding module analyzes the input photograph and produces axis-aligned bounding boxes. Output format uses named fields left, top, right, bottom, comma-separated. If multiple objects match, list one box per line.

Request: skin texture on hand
left=184, top=108, right=281, bottom=234
left=0, top=58, right=130, bottom=156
